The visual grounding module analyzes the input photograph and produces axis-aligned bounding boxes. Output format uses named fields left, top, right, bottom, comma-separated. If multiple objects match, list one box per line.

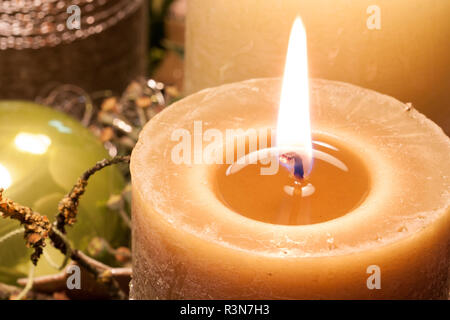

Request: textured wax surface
left=131, top=78, right=449, bottom=299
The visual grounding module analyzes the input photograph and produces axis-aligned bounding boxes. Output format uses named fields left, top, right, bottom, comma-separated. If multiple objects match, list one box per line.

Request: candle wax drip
left=216, top=137, right=370, bottom=226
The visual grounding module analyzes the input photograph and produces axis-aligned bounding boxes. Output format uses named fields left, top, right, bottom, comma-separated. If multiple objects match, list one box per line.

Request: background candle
left=131, top=78, right=449, bottom=299
left=0, top=101, right=126, bottom=284
left=184, top=0, right=450, bottom=134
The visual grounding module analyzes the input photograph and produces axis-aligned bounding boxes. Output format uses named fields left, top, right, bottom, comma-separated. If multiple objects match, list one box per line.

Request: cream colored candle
left=130, top=78, right=450, bottom=299
left=184, top=0, right=450, bottom=133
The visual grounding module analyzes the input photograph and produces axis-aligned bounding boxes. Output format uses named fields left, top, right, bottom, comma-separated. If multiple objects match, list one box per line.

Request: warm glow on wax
left=276, top=17, right=313, bottom=175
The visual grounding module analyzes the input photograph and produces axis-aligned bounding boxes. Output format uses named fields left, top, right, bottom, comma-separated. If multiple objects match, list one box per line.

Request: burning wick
left=225, top=145, right=347, bottom=199
left=278, top=151, right=315, bottom=198
left=279, top=152, right=305, bottom=180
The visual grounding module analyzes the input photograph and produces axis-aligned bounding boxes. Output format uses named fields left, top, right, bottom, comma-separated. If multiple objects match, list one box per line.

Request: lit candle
left=184, top=0, right=450, bottom=133
left=218, top=19, right=368, bottom=227
left=131, top=19, right=450, bottom=299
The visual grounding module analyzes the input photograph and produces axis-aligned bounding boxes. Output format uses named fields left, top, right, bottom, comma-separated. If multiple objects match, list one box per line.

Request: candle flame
left=276, top=17, right=313, bottom=175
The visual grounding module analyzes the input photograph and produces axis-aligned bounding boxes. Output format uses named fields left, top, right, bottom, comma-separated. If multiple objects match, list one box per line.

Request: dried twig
left=15, top=265, right=131, bottom=300
left=13, top=265, right=35, bottom=300
left=56, top=156, right=131, bottom=233
left=107, top=191, right=132, bottom=229
left=0, top=156, right=131, bottom=300
left=0, top=190, right=51, bottom=265
left=51, top=156, right=131, bottom=299
left=0, top=228, right=23, bottom=245
left=71, top=249, right=126, bottom=299
left=0, top=283, right=53, bottom=300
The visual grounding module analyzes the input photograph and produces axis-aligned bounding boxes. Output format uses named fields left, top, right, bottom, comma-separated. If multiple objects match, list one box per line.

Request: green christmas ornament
left=0, top=101, right=126, bottom=284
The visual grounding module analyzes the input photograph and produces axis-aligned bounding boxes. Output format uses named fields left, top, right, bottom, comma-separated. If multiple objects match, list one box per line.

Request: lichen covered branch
left=0, top=155, right=131, bottom=300
left=56, top=155, right=131, bottom=233
left=0, top=190, right=51, bottom=265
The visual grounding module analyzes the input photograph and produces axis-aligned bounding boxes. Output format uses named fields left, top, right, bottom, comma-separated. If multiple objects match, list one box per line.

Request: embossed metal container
left=0, top=0, right=147, bottom=99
